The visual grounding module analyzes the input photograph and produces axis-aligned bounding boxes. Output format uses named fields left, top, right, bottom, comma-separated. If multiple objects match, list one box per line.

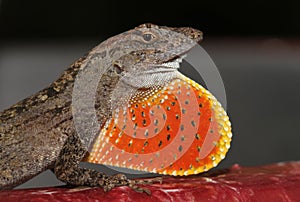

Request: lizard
left=0, top=23, right=232, bottom=193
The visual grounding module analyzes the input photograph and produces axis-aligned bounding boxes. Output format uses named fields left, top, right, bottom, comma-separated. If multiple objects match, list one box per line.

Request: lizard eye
left=113, top=63, right=124, bottom=74
left=142, top=33, right=155, bottom=42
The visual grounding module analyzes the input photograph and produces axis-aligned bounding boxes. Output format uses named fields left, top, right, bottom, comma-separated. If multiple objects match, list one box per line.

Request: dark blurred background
left=0, top=0, right=299, bottom=188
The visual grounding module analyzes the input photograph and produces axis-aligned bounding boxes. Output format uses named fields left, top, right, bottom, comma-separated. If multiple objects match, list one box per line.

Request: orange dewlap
left=85, top=75, right=232, bottom=176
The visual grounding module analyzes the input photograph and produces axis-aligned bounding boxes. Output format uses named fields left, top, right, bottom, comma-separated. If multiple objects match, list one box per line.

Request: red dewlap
left=1, top=161, right=300, bottom=202
left=86, top=77, right=232, bottom=176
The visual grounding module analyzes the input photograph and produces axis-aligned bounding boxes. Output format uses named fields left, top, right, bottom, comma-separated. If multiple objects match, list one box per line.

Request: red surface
left=1, top=161, right=300, bottom=202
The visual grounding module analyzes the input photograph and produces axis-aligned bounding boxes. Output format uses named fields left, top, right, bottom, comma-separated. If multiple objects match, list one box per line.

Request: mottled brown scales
left=0, top=23, right=202, bottom=193
left=0, top=56, right=85, bottom=122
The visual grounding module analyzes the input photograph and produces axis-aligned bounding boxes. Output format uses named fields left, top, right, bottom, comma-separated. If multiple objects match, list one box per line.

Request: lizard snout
left=172, top=27, right=203, bottom=43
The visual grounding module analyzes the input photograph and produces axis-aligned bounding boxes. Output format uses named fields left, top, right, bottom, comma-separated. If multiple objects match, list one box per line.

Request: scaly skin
left=0, top=23, right=203, bottom=192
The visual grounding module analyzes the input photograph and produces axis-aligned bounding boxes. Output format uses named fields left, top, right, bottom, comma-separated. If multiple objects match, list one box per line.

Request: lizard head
left=112, top=23, right=203, bottom=89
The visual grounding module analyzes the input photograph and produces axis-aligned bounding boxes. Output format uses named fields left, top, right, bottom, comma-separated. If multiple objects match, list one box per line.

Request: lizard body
left=0, top=24, right=231, bottom=192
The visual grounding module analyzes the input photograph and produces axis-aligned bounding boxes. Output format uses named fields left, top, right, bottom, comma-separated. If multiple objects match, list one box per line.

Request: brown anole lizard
left=0, top=24, right=208, bottom=192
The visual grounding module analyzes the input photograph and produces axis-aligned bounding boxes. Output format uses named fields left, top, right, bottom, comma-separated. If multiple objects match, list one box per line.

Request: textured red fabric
left=1, top=162, right=299, bottom=202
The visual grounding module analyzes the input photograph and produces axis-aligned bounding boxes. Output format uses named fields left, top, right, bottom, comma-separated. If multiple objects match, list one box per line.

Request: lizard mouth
left=113, top=54, right=187, bottom=73
left=160, top=54, right=186, bottom=69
